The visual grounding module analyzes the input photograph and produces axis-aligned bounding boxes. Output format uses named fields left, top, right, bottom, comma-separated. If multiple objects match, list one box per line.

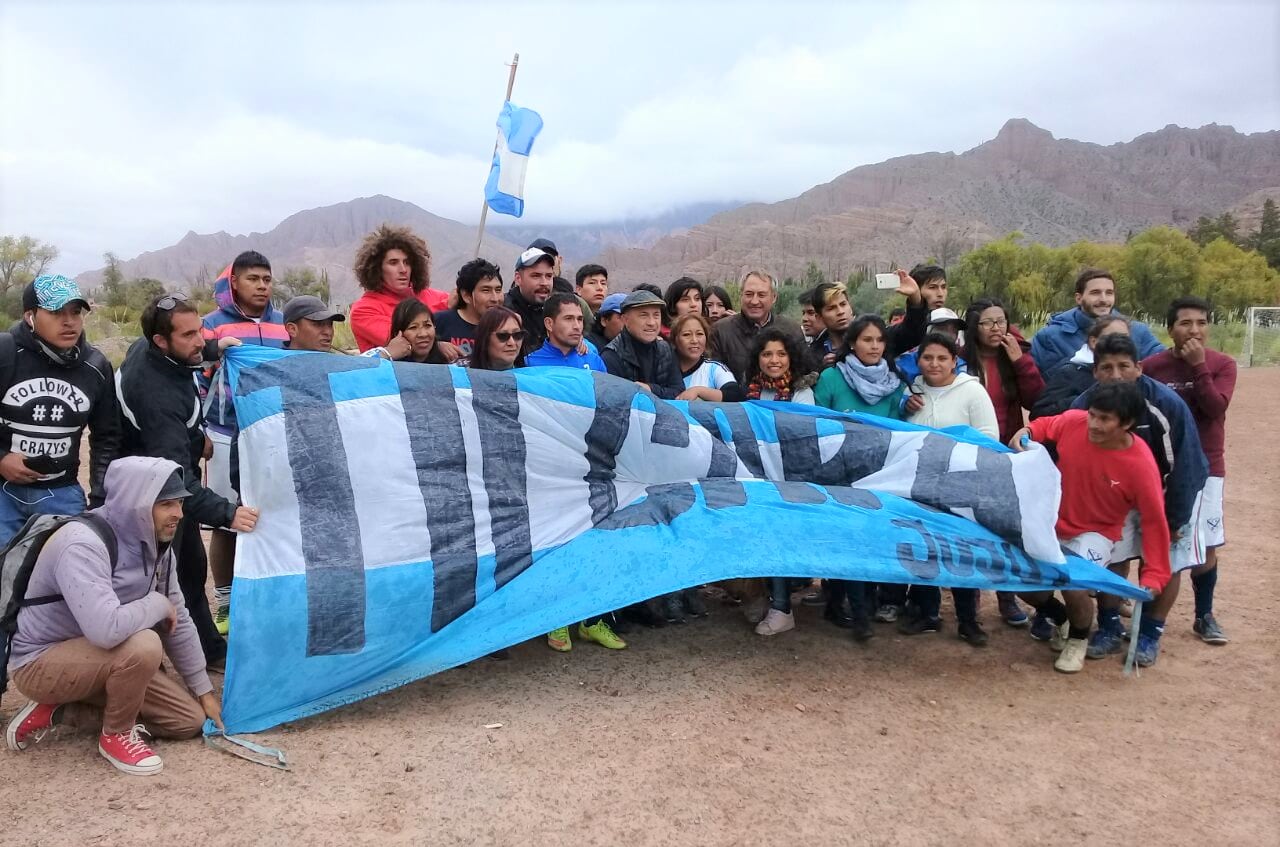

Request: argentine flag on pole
left=484, top=101, right=544, bottom=218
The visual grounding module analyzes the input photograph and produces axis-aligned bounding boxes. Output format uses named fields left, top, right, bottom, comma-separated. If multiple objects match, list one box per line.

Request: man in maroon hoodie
left=1142, top=296, right=1236, bottom=645
left=5, top=456, right=223, bottom=775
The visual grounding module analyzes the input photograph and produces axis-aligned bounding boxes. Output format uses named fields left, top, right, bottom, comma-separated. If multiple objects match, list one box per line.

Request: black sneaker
left=823, top=602, right=854, bottom=629
left=851, top=618, right=875, bottom=643
left=682, top=587, right=708, bottom=618
left=898, top=613, right=941, bottom=635
left=605, top=611, right=633, bottom=635
left=660, top=593, right=686, bottom=624
left=958, top=620, right=989, bottom=647
left=624, top=602, right=665, bottom=629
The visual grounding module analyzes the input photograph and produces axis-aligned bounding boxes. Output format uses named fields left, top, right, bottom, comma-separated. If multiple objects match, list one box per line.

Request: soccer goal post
left=1241, top=306, right=1280, bottom=367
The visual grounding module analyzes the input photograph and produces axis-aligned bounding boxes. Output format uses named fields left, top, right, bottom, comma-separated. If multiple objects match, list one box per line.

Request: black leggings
left=175, top=520, right=225, bottom=663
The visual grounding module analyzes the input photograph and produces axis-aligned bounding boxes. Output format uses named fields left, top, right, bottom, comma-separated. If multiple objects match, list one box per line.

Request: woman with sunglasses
left=468, top=307, right=526, bottom=371
left=959, top=297, right=1045, bottom=628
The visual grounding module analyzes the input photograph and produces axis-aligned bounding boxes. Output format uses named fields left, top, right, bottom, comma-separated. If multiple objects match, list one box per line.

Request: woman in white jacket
left=907, top=333, right=1000, bottom=438
left=902, top=332, right=997, bottom=646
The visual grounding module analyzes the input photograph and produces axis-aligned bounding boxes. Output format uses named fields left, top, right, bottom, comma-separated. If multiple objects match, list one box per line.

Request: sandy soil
left=5, top=370, right=1278, bottom=847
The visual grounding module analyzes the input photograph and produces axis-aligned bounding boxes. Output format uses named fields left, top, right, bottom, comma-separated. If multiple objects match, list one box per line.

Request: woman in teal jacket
left=814, top=314, right=910, bottom=642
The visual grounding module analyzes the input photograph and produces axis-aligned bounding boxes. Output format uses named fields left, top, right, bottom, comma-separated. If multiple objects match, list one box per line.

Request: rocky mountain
left=490, top=201, right=740, bottom=265
left=595, top=119, right=1280, bottom=288
left=74, top=195, right=525, bottom=307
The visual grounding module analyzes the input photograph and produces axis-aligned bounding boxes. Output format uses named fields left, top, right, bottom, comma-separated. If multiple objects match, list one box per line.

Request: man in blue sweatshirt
left=525, top=293, right=607, bottom=372
left=1030, top=268, right=1164, bottom=375
left=5, top=456, right=224, bottom=775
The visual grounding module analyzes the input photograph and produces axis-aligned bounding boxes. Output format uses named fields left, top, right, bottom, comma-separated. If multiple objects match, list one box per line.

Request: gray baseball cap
left=620, top=290, right=666, bottom=312
left=283, top=295, right=345, bottom=324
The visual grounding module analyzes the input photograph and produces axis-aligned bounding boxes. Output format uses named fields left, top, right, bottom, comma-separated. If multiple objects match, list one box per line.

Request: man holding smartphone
left=0, top=276, right=122, bottom=545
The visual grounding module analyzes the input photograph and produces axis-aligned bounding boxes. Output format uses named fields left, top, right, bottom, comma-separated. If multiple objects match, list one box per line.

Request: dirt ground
left=4, top=369, right=1278, bottom=847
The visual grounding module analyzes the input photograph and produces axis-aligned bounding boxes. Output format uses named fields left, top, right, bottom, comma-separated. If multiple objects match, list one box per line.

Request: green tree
left=102, top=252, right=127, bottom=307
left=274, top=267, right=329, bottom=303
left=1198, top=238, right=1280, bottom=312
left=802, top=261, right=826, bottom=289
left=124, top=278, right=168, bottom=312
left=0, top=235, right=59, bottom=293
left=1121, top=227, right=1200, bottom=318
left=1245, top=198, right=1280, bottom=271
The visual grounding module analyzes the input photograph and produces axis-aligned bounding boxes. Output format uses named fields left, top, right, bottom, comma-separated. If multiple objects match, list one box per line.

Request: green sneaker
left=578, top=620, right=627, bottom=650
left=213, top=601, right=230, bottom=637
left=547, top=627, right=572, bottom=652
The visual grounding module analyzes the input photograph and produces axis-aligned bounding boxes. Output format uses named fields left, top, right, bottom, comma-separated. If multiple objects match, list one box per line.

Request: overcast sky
left=2, top=0, right=1278, bottom=275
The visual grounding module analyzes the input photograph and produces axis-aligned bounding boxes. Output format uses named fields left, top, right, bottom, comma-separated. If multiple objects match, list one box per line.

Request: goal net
left=1241, top=306, right=1280, bottom=367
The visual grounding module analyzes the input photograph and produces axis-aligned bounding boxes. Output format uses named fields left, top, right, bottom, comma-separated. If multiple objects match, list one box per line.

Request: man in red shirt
left=1010, top=381, right=1170, bottom=673
left=1141, top=296, right=1236, bottom=645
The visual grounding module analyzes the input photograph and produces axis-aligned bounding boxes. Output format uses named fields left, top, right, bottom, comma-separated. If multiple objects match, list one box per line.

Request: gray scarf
left=836, top=355, right=901, bottom=404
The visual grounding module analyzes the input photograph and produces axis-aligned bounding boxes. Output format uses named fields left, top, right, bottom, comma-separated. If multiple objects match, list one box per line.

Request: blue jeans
left=0, top=482, right=87, bottom=547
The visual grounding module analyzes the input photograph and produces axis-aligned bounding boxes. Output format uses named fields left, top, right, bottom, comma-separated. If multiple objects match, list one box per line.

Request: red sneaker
left=6, top=701, right=61, bottom=752
left=98, top=725, right=164, bottom=775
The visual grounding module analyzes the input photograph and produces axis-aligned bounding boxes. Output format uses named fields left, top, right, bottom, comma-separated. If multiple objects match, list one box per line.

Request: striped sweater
left=199, top=264, right=288, bottom=435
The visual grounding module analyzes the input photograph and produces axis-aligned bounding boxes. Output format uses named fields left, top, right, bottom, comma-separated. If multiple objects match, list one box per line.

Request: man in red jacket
left=1010, top=381, right=1170, bottom=674
left=349, top=224, right=450, bottom=352
left=1141, top=296, right=1236, bottom=645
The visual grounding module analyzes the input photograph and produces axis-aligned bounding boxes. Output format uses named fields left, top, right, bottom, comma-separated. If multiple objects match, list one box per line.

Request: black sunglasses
left=156, top=292, right=190, bottom=311
left=494, top=330, right=527, bottom=343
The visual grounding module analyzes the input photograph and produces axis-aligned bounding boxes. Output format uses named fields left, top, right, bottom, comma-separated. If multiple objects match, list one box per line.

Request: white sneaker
left=755, top=609, right=795, bottom=636
left=1054, top=637, right=1088, bottom=673
left=1049, top=622, right=1070, bottom=652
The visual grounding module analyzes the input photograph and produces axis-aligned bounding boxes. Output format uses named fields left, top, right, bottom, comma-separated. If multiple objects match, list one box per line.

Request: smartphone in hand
left=875, top=273, right=900, bottom=290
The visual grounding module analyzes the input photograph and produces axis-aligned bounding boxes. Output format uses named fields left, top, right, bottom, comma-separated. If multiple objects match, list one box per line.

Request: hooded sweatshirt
left=907, top=372, right=1000, bottom=439
left=9, top=456, right=212, bottom=697
left=199, top=264, right=288, bottom=437
left=0, top=321, right=122, bottom=505
left=1030, top=307, right=1164, bottom=375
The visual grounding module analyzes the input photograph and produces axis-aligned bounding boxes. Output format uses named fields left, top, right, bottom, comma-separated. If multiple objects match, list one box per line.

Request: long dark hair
left=705, top=284, right=734, bottom=317
left=470, top=306, right=524, bottom=371
left=843, top=314, right=909, bottom=383
left=389, top=298, right=447, bottom=364
left=744, top=327, right=813, bottom=390
left=962, top=298, right=1019, bottom=400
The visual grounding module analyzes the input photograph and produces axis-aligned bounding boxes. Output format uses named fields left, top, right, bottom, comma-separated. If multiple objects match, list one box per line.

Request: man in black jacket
left=504, top=247, right=556, bottom=360
left=117, top=293, right=259, bottom=665
left=0, top=276, right=122, bottom=544
left=601, top=290, right=685, bottom=399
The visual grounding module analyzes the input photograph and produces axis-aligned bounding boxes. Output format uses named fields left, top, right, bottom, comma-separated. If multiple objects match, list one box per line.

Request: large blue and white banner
left=219, top=347, right=1146, bottom=734
left=483, top=100, right=543, bottom=218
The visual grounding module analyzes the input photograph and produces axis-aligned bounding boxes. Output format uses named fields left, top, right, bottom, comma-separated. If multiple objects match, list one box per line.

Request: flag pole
left=474, top=53, right=520, bottom=258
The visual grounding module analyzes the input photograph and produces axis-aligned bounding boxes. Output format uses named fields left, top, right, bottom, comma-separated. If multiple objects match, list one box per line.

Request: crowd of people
left=0, top=223, right=1238, bottom=776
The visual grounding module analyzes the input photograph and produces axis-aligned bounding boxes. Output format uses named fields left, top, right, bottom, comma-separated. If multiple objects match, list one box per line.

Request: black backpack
left=0, top=512, right=118, bottom=694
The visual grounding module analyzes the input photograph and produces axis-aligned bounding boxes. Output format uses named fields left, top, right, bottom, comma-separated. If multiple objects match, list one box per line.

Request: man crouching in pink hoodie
left=5, top=456, right=224, bottom=775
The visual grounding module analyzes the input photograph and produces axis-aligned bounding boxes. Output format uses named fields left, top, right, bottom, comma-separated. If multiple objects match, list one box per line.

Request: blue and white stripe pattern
left=219, top=347, right=1147, bottom=734
left=483, top=101, right=544, bottom=218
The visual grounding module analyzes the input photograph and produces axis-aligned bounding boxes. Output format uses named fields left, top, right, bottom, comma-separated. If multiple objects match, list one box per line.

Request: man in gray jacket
left=5, top=456, right=222, bottom=775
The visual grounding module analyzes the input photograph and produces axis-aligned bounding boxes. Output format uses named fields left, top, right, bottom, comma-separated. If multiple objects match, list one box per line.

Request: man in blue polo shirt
left=525, top=293, right=606, bottom=372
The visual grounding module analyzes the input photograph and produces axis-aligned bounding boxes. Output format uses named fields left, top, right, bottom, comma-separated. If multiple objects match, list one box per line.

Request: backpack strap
left=17, top=512, right=120, bottom=608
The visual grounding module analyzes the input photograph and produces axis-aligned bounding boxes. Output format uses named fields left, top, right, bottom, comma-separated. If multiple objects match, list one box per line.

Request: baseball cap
left=527, top=238, right=559, bottom=257
left=515, top=247, right=555, bottom=271
left=283, top=295, right=345, bottom=325
left=156, top=468, right=192, bottom=502
left=927, top=307, right=964, bottom=327
left=598, top=292, right=627, bottom=316
left=23, top=275, right=91, bottom=313
left=620, top=290, right=666, bottom=312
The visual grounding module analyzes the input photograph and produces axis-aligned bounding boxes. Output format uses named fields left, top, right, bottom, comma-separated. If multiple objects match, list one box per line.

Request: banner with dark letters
left=218, top=346, right=1146, bottom=734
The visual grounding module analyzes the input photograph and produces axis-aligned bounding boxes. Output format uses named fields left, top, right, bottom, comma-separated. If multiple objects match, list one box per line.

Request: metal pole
left=474, top=53, right=520, bottom=258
